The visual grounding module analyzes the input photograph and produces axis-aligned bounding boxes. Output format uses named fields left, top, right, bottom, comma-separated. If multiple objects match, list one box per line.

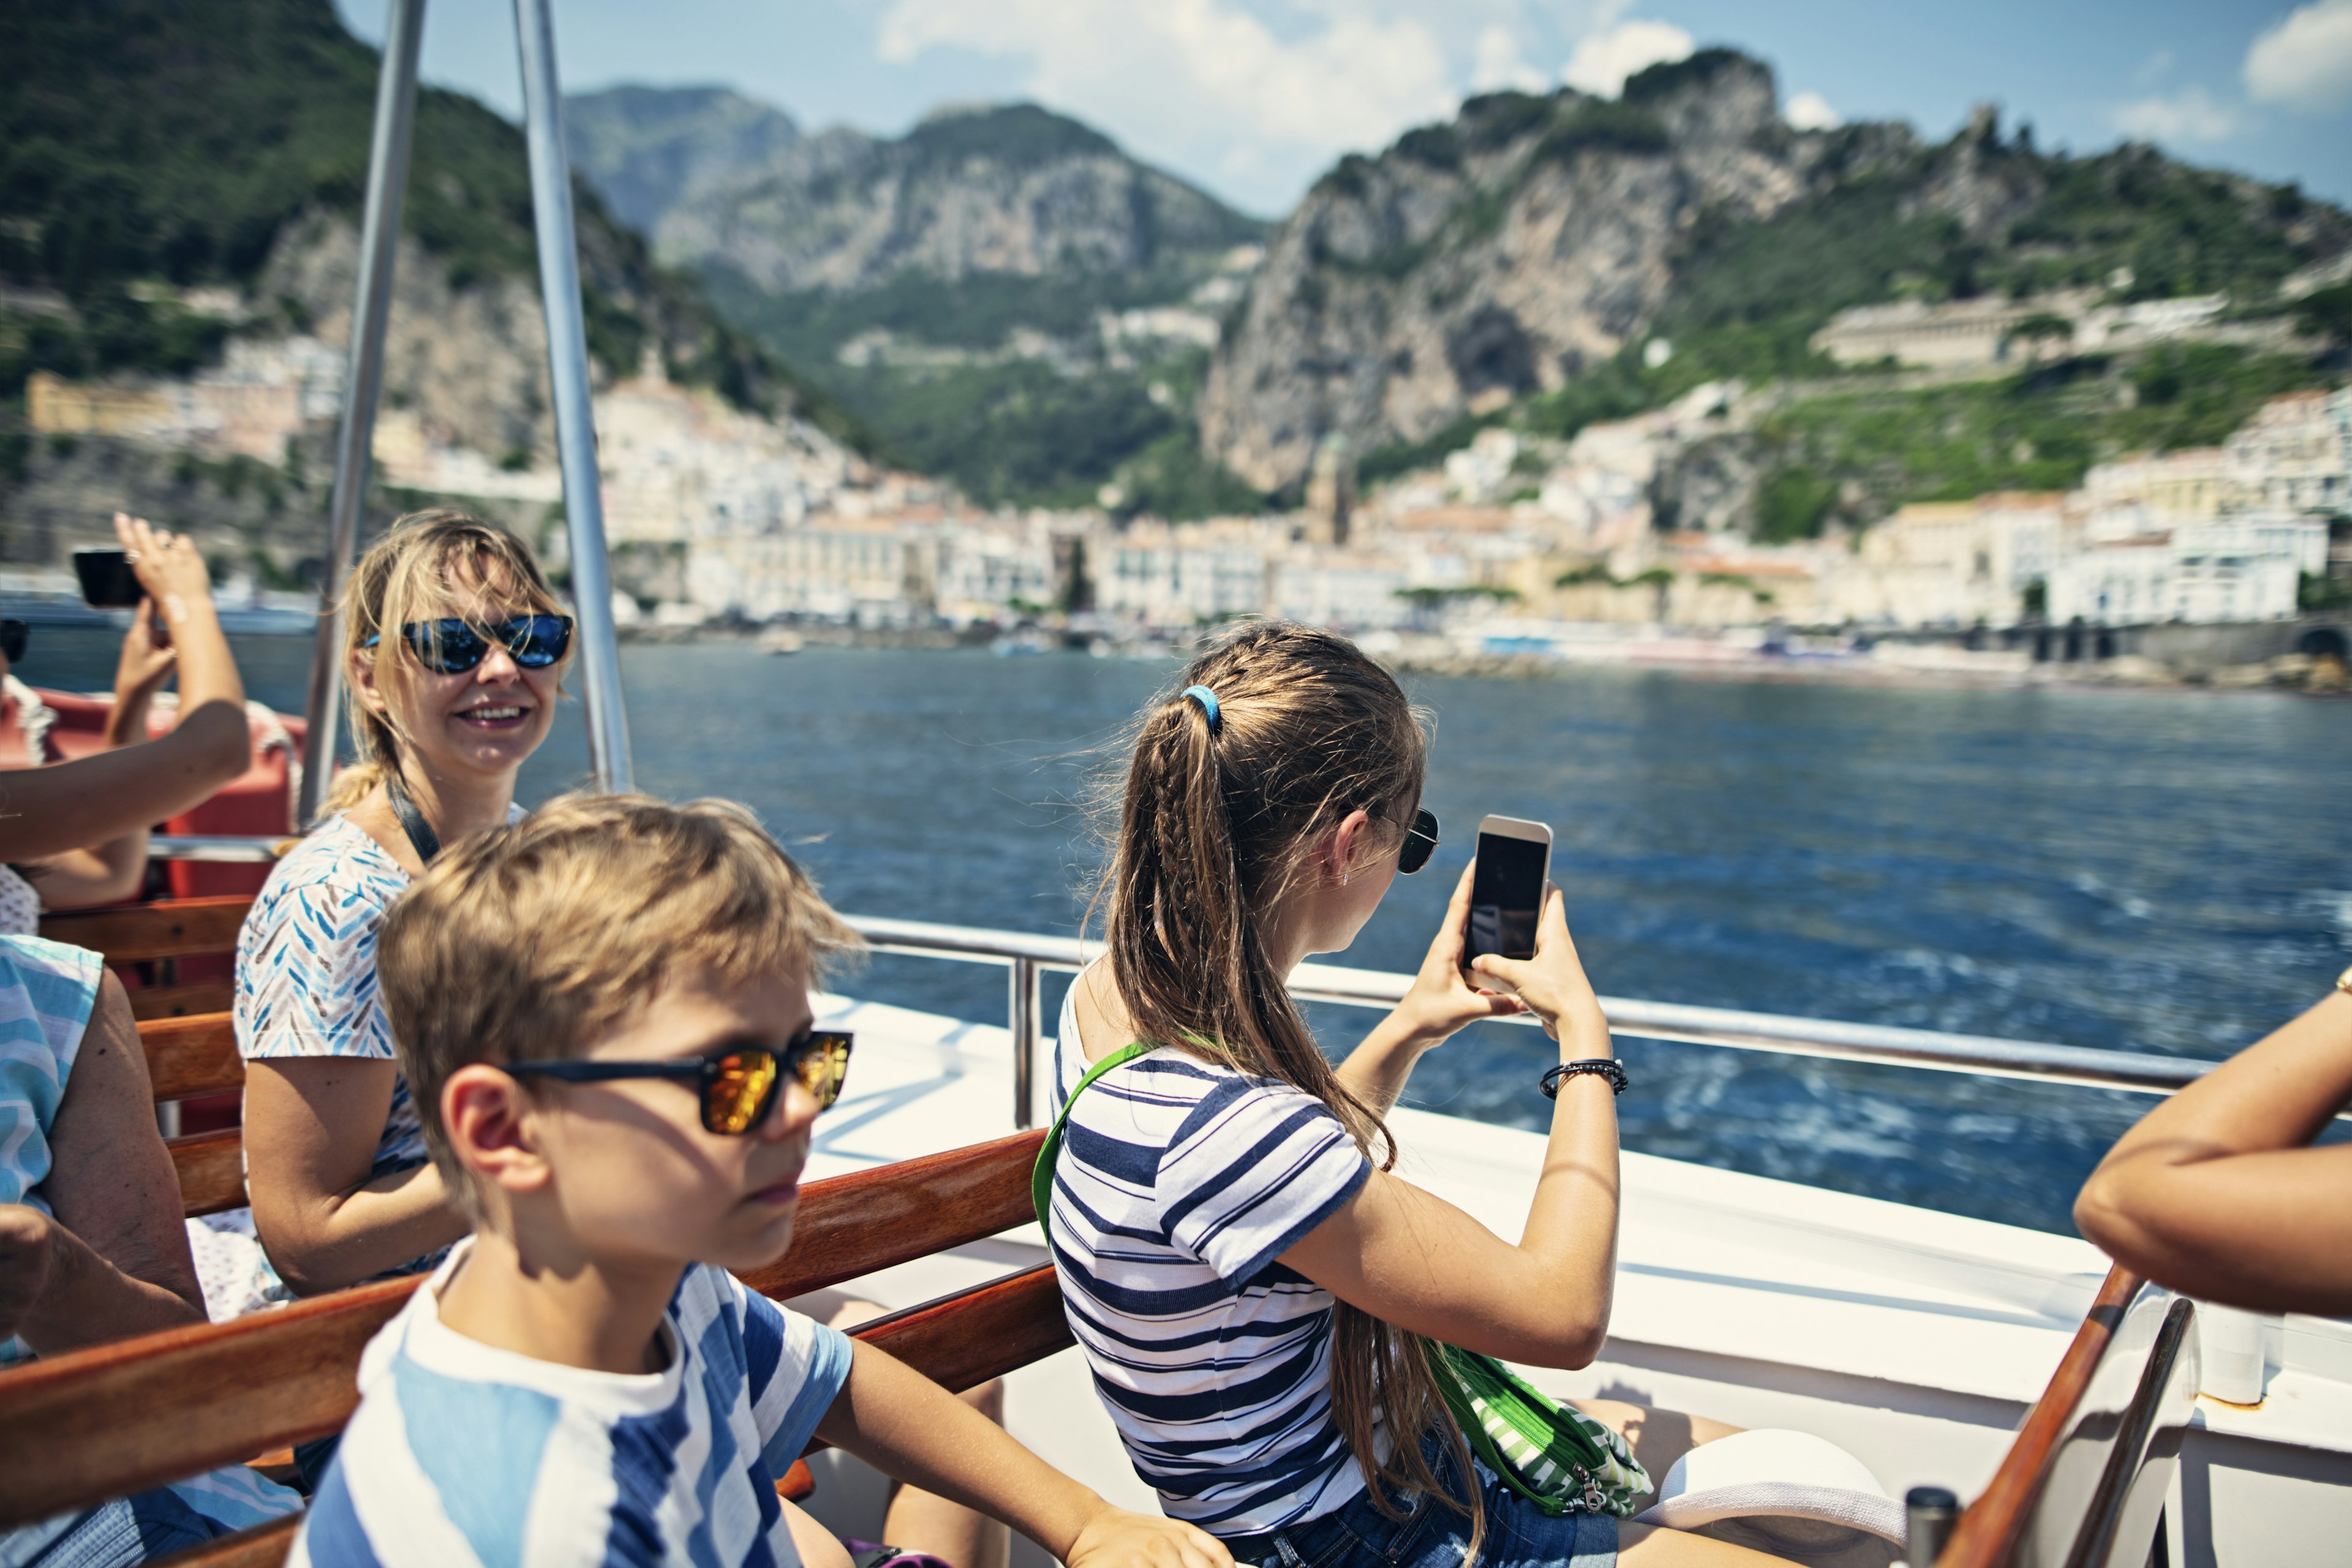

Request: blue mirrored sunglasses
left=363, top=614, right=573, bottom=674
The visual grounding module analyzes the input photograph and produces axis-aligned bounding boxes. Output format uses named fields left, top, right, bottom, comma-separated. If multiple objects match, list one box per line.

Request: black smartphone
left=0, top=620, right=25, bottom=665
left=1468, top=815, right=1553, bottom=964
left=74, top=548, right=143, bottom=609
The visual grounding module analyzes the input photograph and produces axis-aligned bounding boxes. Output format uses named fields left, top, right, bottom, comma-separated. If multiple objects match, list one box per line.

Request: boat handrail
left=850, top=915, right=2215, bottom=1126
left=92, top=861, right=2230, bottom=1129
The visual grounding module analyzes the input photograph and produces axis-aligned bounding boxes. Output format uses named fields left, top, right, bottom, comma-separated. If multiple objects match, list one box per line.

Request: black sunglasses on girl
left=1398, top=807, right=1439, bottom=875
left=504, top=1027, right=853, bottom=1136
left=363, top=614, right=574, bottom=675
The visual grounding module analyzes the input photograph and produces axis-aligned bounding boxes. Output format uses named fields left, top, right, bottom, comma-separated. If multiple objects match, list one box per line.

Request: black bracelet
left=1541, top=1060, right=1627, bottom=1098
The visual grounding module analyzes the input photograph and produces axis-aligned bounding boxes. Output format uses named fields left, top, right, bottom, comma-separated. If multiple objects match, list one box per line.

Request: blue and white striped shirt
left=292, top=1240, right=853, bottom=1568
left=1044, top=983, right=1373, bottom=1537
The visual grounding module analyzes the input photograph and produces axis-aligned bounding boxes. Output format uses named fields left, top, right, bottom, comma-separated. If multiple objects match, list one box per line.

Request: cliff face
left=1200, top=55, right=1830, bottom=492
left=617, top=102, right=1262, bottom=294
left=1199, top=50, right=2351, bottom=496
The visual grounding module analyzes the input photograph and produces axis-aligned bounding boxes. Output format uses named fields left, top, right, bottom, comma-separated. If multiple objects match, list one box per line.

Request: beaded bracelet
left=1540, top=1060, right=1628, bottom=1098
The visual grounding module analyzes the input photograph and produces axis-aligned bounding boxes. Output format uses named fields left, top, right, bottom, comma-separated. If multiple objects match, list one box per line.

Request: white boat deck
left=801, top=990, right=2352, bottom=1566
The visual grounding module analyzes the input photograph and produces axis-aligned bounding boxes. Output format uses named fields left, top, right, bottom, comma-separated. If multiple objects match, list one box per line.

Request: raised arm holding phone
left=0, top=515, right=250, bottom=867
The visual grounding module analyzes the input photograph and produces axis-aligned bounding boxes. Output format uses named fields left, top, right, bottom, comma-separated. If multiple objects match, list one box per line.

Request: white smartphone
left=1468, top=815, right=1553, bottom=966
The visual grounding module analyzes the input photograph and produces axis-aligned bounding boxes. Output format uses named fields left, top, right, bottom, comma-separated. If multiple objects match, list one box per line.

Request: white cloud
left=2111, top=85, right=2247, bottom=143
left=1784, top=90, right=1841, bottom=131
left=1471, top=23, right=1548, bottom=93
left=1560, top=17, right=1692, bottom=98
left=2244, top=0, right=2352, bottom=112
left=877, top=0, right=1455, bottom=198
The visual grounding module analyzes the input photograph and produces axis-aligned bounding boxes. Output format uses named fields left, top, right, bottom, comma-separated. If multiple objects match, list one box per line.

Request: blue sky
left=340, top=1, right=2352, bottom=221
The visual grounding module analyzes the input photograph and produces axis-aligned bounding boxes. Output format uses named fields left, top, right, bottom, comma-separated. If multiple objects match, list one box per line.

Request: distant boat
left=991, top=629, right=1049, bottom=656
left=760, top=628, right=804, bottom=655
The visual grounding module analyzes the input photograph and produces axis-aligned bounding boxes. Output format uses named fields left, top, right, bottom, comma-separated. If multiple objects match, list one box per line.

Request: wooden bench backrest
left=41, top=895, right=256, bottom=965
left=0, top=1129, right=1055, bottom=1531
left=1938, top=1264, right=2199, bottom=1568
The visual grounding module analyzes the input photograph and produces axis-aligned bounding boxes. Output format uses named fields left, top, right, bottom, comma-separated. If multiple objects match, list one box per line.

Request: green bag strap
left=1030, top=1039, right=1156, bottom=1233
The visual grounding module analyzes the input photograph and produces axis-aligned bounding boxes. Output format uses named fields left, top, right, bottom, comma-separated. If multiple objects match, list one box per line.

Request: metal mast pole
left=513, top=0, right=633, bottom=792
left=296, top=0, right=426, bottom=826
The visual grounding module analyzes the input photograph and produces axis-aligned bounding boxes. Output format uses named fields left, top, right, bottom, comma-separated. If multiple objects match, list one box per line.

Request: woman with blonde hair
left=1046, top=622, right=1789, bottom=1567
left=235, top=509, right=573, bottom=1311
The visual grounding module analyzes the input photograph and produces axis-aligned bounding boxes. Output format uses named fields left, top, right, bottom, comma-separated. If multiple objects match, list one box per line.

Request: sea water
left=22, top=631, right=2350, bottom=1234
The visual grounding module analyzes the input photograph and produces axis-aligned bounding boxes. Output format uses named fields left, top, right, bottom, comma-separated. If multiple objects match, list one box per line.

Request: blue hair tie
left=1180, top=685, right=1221, bottom=735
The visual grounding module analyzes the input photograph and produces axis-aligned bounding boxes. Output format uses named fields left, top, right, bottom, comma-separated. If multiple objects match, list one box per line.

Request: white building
left=1834, top=495, right=2073, bottom=626
left=2049, top=513, right=2325, bottom=625
left=2079, top=448, right=2230, bottom=540
left=1442, top=429, right=1524, bottom=505
left=2225, top=390, right=2352, bottom=516
left=1272, top=548, right=1411, bottom=631
left=685, top=520, right=929, bottom=623
left=2169, top=514, right=2328, bottom=622
left=595, top=366, right=851, bottom=546
left=2046, top=537, right=2174, bottom=625
left=933, top=522, right=1058, bottom=622
left=1096, top=525, right=1270, bottom=628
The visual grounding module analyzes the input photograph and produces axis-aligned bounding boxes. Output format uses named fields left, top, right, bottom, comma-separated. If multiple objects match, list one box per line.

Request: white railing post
left=1009, top=957, right=1041, bottom=1130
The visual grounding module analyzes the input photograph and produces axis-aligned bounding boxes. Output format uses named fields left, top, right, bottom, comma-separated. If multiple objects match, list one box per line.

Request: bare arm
left=816, top=1339, right=1230, bottom=1568
left=0, top=974, right=205, bottom=1354
left=0, top=518, right=247, bottom=863
left=1335, top=861, right=1528, bottom=1115
left=1286, top=884, right=1621, bottom=1368
left=2075, top=989, right=2352, bottom=1314
left=242, top=1058, right=469, bottom=1295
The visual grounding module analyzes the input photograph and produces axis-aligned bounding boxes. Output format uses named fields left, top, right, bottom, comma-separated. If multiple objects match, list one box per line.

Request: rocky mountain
left=1203, top=50, right=2352, bottom=495
left=564, top=94, right=1267, bottom=508
left=564, top=86, right=802, bottom=239
left=573, top=97, right=1262, bottom=296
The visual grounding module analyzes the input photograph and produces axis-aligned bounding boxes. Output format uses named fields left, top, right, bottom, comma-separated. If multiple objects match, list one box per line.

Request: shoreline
left=612, top=622, right=2348, bottom=696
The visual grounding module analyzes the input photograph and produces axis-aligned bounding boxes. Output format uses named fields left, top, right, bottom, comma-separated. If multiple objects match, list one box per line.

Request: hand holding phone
left=1468, top=885, right=1610, bottom=1052
left=1466, top=815, right=1551, bottom=967
left=74, top=548, right=143, bottom=609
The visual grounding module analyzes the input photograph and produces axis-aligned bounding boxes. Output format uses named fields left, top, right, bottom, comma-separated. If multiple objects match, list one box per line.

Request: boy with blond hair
left=293, top=794, right=1229, bottom=1568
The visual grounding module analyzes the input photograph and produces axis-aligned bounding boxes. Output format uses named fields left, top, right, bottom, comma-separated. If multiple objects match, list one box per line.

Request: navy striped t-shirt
left=1046, top=982, right=1373, bottom=1537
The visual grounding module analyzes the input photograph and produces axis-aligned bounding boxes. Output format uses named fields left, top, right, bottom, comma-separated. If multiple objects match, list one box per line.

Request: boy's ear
left=442, top=1065, right=552, bottom=1198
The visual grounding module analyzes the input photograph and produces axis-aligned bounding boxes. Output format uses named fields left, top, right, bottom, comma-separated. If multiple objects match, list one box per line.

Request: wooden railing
left=1934, top=1264, right=2198, bottom=1567
left=0, top=1129, right=1062, bottom=1567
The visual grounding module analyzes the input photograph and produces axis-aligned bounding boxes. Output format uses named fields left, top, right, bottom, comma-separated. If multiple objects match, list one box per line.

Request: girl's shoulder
left=1058, top=968, right=1326, bottom=1115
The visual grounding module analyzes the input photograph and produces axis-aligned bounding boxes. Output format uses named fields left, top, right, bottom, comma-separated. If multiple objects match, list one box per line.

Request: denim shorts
left=1220, top=1433, right=1616, bottom=1568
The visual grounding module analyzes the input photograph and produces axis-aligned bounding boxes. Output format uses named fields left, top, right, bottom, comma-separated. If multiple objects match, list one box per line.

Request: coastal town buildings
left=17, top=330, right=2347, bottom=644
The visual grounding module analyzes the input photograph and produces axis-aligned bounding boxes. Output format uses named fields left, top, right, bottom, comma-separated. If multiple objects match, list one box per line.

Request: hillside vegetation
left=0, top=0, right=851, bottom=439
